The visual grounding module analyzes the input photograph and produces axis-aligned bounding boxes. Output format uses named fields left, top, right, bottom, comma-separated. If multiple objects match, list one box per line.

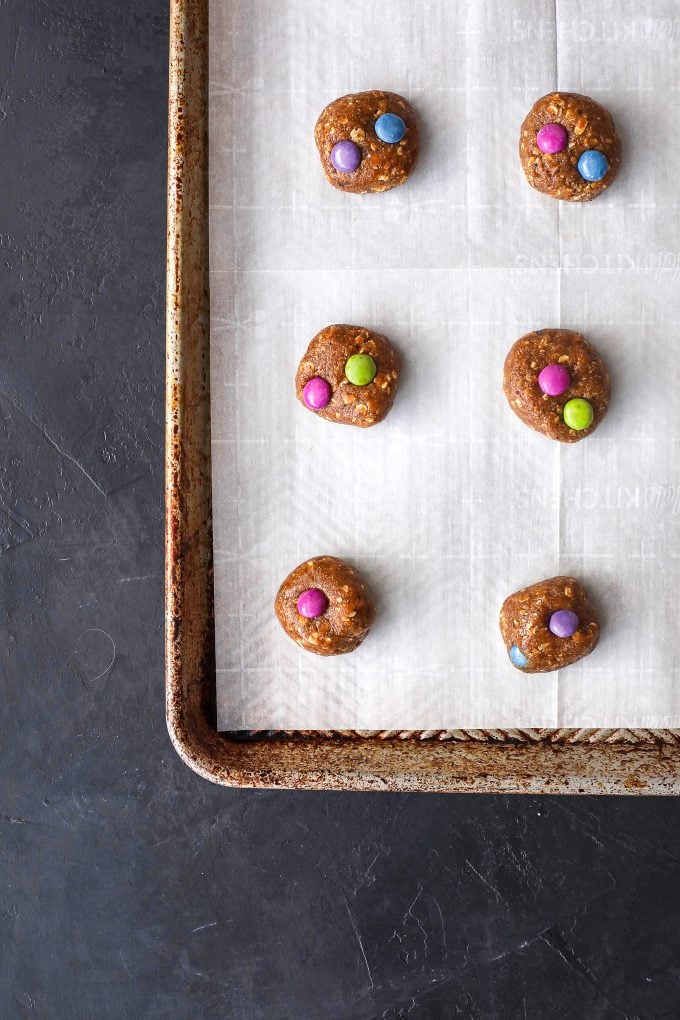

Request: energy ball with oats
left=500, top=576, right=600, bottom=673
left=296, top=324, right=399, bottom=428
left=503, top=329, right=610, bottom=443
left=275, top=556, right=376, bottom=656
left=519, top=92, right=622, bottom=201
left=314, top=90, right=419, bottom=194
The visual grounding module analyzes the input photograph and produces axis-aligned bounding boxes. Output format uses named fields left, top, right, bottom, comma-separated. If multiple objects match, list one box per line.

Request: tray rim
left=164, top=0, right=680, bottom=794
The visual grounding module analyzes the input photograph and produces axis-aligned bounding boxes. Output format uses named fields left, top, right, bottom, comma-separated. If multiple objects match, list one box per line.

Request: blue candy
left=375, top=112, right=406, bottom=144
left=577, top=149, right=609, bottom=182
left=509, top=644, right=529, bottom=668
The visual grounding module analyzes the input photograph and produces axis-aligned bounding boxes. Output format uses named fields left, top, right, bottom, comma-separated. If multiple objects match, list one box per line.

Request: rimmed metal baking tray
left=165, top=0, right=680, bottom=794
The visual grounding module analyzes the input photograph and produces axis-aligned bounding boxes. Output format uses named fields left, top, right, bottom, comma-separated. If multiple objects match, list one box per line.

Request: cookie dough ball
left=500, top=576, right=600, bottom=673
left=314, top=90, right=419, bottom=194
left=275, top=556, right=376, bottom=656
left=519, top=92, right=622, bottom=201
left=503, top=329, right=610, bottom=443
left=296, top=324, right=399, bottom=428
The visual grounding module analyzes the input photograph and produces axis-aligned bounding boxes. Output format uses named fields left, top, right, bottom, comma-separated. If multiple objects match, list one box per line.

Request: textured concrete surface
left=1, top=2, right=680, bottom=1018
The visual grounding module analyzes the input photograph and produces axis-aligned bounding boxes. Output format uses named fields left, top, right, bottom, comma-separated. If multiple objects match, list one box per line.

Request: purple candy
left=297, top=588, right=329, bottom=619
left=536, top=122, right=568, bottom=154
left=549, top=609, right=579, bottom=638
left=302, top=376, right=332, bottom=410
left=330, top=140, right=362, bottom=173
left=538, top=363, right=571, bottom=397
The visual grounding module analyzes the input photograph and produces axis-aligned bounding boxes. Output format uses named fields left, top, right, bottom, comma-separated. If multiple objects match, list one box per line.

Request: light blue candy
left=375, top=112, right=406, bottom=144
left=509, top=645, right=529, bottom=668
left=577, top=149, right=609, bottom=182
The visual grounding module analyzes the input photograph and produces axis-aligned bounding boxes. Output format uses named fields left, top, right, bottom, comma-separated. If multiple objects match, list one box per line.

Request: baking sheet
left=209, top=0, right=680, bottom=730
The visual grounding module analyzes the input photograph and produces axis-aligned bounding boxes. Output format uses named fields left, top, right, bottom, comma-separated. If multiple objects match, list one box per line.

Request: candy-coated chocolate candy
left=345, top=353, right=377, bottom=386
left=296, top=588, right=329, bottom=619
left=577, top=149, right=609, bottom=182
left=374, top=112, right=406, bottom=144
left=330, top=140, right=362, bottom=173
left=302, top=376, right=332, bottom=410
left=538, top=362, right=571, bottom=397
left=509, top=644, right=528, bottom=668
left=563, top=397, right=594, bottom=431
left=549, top=609, right=579, bottom=638
left=536, top=122, right=568, bottom=154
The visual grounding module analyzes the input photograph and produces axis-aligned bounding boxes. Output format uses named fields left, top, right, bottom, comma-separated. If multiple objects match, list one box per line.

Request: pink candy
left=302, top=376, right=332, bottom=410
left=536, top=122, right=568, bottom=154
left=538, top=363, right=571, bottom=397
left=297, top=588, right=329, bottom=619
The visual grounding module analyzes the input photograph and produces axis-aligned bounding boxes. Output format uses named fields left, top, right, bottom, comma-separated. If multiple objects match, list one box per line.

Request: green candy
left=345, top=353, right=377, bottom=387
left=563, top=397, right=594, bottom=431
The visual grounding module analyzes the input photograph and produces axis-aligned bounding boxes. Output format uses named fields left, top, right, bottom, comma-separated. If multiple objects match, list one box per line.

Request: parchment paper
left=209, top=0, right=680, bottom=729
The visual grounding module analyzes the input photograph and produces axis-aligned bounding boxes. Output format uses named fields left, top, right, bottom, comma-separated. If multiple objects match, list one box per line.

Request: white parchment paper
left=209, top=0, right=680, bottom=729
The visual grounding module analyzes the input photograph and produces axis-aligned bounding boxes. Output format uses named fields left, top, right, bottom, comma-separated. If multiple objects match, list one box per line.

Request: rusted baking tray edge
left=164, top=0, right=680, bottom=794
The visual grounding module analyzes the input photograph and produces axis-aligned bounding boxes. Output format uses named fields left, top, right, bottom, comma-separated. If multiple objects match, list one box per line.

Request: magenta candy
left=297, top=588, right=329, bottom=619
left=536, top=122, right=568, bottom=154
left=549, top=609, right=579, bottom=638
left=302, top=376, right=332, bottom=410
left=330, top=140, right=361, bottom=173
left=538, top=363, right=571, bottom=397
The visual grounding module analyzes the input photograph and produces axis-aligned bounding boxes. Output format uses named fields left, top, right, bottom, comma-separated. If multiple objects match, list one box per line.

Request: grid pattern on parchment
left=208, top=0, right=680, bottom=730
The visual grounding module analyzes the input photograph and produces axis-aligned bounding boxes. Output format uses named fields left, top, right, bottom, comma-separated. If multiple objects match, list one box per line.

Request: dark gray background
left=1, top=3, right=679, bottom=1018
